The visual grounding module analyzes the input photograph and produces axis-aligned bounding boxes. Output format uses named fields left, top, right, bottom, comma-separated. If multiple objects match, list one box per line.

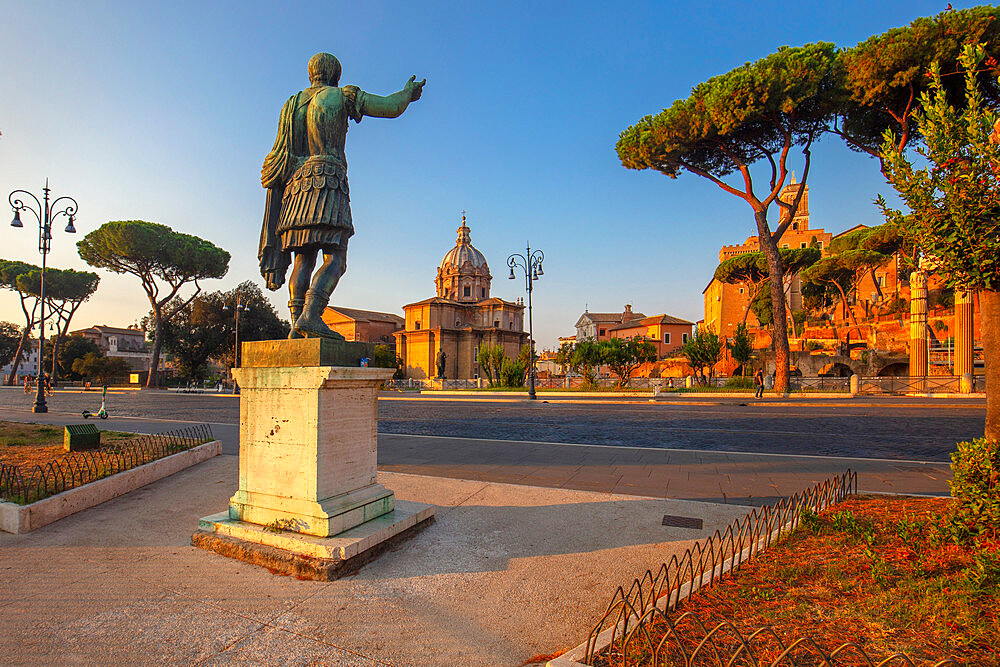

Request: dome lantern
left=436, top=212, right=491, bottom=302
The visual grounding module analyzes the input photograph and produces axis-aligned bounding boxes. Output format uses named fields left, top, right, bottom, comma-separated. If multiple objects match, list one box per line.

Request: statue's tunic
left=261, top=84, right=368, bottom=254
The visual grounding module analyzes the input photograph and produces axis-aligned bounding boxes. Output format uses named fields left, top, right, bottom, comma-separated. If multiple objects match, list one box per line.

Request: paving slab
left=0, top=455, right=751, bottom=666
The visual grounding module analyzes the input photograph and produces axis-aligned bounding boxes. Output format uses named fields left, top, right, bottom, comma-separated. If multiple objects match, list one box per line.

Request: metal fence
left=383, top=375, right=983, bottom=394
left=591, top=608, right=961, bottom=667
left=0, top=424, right=213, bottom=505
left=790, top=376, right=851, bottom=392
left=582, top=471, right=858, bottom=665
left=855, top=375, right=976, bottom=395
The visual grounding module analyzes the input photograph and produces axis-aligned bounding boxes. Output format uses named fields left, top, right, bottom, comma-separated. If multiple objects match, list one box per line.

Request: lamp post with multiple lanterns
left=507, top=243, right=543, bottom=400
left=9, top=180, right=78, bottom=413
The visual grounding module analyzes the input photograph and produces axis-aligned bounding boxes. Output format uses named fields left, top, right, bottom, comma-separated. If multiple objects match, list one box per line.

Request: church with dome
left=395, top=215, right=528, bottom=379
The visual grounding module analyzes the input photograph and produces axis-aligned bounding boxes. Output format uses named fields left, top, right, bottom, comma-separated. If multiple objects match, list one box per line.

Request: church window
left=739, top=288, right=744, bottom=294
left=463, top=286, right=471, bottom=297
left=792, top=222, right=798, bottom=230
left=415, top=321, right=421, bottom=330
left=481, top=288, right=486, bottom=298
left=663, top=332, right=671, bottom=344
left=494, top=320, right=500, bottom=328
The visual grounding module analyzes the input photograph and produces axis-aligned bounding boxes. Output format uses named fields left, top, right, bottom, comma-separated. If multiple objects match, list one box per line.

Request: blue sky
left=0, top=0, right=974, bottom=349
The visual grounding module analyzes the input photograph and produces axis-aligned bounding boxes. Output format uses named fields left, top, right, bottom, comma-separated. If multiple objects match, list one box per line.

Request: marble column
left=909, top=271, right=928, bottom=379
left=954, top=288, right=974, bottom=381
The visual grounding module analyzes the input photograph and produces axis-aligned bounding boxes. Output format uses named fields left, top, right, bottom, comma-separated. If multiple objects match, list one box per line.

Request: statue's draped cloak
left=258, top=85, right=367, bottom=290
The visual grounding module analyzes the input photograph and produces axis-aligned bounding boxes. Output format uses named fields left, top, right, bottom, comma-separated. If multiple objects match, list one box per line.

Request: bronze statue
left=259, top=53, right=425, bottom=338
left=436, top=349, right=447, bottom=378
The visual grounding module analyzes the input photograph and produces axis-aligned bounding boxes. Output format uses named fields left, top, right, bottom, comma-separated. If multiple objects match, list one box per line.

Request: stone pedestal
left=193, top=339, right=434, bottom=579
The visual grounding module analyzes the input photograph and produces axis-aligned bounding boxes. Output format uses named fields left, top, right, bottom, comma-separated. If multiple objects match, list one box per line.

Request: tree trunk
left=756, top=212, right=789, bottom=393
left=147, top=317, right=163, bottom=389
left=981, top=289, right=1000, bottom=441
left=5, top=329, right=30, bottom=385
left=784, top=283, right=798, bottom=339
left=50, top=335, right=60, bottom=382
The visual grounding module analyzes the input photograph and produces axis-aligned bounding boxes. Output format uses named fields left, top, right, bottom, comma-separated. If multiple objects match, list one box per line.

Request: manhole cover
left=662, top=515, right=703, bottom=530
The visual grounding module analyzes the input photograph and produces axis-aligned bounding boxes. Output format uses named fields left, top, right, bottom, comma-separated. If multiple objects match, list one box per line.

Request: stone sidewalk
left=0, top=456, right=750, bottom=666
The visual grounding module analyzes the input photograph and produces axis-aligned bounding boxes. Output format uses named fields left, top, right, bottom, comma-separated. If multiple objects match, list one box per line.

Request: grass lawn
left=595, top=495, right=998, bottom=665
left=0, top=420, right=135, bottom=468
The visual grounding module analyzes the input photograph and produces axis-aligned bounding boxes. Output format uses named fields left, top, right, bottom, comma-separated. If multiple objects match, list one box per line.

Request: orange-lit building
left=395, top=217, right=527, bottom=379
left=704, top=178, right=832, bottom=335
left=321, top=307, right=403, bottom=345
left=575, top=305, right=645, bottom=341
left=608, top=314, right=694, bottom=358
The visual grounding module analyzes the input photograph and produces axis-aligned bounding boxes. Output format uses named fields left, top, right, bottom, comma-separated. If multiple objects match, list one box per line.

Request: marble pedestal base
left=193, top=339, right=434, bottom=575
left=193, top=501, right=435, bottom=581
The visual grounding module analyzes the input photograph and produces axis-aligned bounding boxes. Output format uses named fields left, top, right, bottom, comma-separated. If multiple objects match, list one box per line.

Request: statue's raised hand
left=405, top=75, right=426, bottom=102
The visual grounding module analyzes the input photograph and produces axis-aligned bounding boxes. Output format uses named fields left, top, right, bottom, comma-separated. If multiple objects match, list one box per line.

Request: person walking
left=753, top=368, right=765, bottom=399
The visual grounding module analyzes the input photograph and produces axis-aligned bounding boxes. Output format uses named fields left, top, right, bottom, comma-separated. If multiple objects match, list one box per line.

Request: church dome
left=439, top=219, right=488, bottom=272
left=436, top=214, right=492, bottom=302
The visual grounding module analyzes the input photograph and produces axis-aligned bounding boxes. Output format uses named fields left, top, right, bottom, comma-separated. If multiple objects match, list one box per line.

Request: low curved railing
left=0, top=424, right=213, bottom=505
left=581, top=471, right=857, bottom=664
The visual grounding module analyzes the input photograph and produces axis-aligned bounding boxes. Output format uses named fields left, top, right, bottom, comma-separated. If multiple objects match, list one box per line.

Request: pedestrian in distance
left=753, top=368, right=764, bottom=399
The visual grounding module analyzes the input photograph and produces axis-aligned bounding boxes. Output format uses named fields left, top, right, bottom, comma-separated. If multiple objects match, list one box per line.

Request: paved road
left=0, top=388, right=966, bottom=503
left=0, top=388, right=983, bottom=461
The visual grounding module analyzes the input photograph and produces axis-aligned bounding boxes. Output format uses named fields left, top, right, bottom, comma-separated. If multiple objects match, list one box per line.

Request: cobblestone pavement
left=0, top=388, right=982, bottom=462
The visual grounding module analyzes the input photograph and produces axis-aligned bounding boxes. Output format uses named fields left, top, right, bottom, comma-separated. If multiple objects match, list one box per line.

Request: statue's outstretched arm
left=363, top=76, right=426, bottom=118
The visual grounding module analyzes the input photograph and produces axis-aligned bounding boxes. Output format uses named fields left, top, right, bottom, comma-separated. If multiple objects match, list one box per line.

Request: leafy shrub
left=499, top=356, right=526, bottom=388
left=799, top=506, right=822, bottom=535
left=949, top=438, right=1000, bottom=541
left=370, top=344, right=401, bottom=376
left=966, top=546, right=1000, bottom=596
left=878, top=296, right=905, bottom=315
left=724, top=376, right=754, bottom=389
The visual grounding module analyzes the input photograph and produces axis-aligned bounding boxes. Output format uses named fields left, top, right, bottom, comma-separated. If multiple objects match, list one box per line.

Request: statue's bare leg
left=287, top=250, right=316, bottom=339
left=294, top=246, right=347, bottom=340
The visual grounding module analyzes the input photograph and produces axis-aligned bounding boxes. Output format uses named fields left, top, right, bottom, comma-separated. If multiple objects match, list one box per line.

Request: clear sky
left=0, top=0, right=975, bottom=349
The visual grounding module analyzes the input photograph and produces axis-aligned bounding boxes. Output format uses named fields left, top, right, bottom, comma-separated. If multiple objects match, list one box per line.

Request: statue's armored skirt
left=276, top=156, right=354, bottom=252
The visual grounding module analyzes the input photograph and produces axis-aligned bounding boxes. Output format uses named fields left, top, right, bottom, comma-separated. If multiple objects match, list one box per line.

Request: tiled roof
left=71, top=325, right=144, bottom=336
left=609, top=314, right=694, bottom=330
left=326, top=306, right=404, bottom=325
left=583, top=311, right=646, bottom=323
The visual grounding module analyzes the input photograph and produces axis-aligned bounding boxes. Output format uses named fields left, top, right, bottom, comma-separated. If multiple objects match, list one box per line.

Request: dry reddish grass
left=0, top=421, right=134, bottom=468
left=594, top=495, right=999, bottom=666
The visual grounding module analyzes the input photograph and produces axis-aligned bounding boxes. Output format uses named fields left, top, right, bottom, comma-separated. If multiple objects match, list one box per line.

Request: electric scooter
left=82, top=386, right=109, bottom=420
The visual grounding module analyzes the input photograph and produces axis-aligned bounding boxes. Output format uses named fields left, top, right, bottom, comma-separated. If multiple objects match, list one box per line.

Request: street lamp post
left=507, top=243, right=544, bottom=400
left=9, top=180, right=78, bottom=413
left=223, top=298, right=248, bottom=394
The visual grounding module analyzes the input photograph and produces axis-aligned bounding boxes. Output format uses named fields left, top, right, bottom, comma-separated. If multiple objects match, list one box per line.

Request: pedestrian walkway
left=0, top=407, right=953, bottom=664
left=0, top=457, right=749, bottom=666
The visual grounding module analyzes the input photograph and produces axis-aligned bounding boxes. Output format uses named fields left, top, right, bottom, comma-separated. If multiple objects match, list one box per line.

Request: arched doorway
left=819, top=362, right=853, bottom=377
